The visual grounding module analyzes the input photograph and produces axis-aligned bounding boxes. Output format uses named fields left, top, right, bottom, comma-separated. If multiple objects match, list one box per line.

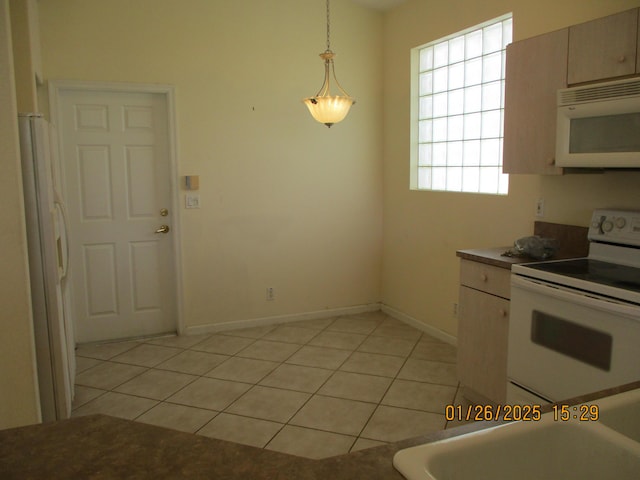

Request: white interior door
left=57, top=88, right=177, bottom=343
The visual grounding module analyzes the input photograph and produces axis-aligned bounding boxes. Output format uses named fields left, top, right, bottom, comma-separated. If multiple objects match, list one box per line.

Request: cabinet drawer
left=459, top=259, right=511, bottom=299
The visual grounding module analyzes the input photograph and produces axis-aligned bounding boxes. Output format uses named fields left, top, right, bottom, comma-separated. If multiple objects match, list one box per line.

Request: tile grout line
left=261, top=318, right=338, bottom=451
left=194, top=321, right=332, bottom=442
left=72, top=312, right=458, bottom=457
left=76, top=336, right=228, bottom=419
left=76, top=341, right=197, bottom=420
left=223, top=316, right=374, bottom=452
left=352, top=329, right=425, bottom=444
left=265, top=314, right=404, bottom=451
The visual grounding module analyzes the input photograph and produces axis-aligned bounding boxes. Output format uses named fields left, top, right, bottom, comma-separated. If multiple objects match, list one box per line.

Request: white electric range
left=507, top=209, right=640, bottom=404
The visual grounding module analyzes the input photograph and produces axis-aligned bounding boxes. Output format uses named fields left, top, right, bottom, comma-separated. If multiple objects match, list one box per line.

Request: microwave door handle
left=511, top=275, right=640, bottom=318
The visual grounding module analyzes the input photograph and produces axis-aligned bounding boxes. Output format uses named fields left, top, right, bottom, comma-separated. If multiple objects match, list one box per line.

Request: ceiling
left=350, top=0, right=408, bottom=11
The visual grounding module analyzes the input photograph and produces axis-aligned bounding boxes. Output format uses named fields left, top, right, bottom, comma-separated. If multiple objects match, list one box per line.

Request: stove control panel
left=589, top=209, right=640, bottom=247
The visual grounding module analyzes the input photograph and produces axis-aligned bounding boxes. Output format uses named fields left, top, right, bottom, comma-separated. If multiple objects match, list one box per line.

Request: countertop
left=456, top=246, right=532, bottom=269
left=457, top=221, right=590, bottom=269
left=0, top=413, right=479, bottom=480
left=2, top=381, right=639, bottom=480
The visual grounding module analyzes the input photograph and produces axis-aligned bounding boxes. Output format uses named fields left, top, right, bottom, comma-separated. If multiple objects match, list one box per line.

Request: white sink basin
left=393, top=389, right=640, bottom=480
left=597, top=388, right=640, bottom=443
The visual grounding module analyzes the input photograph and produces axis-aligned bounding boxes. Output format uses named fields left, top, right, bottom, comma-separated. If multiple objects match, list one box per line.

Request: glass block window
left=414, top=15, right=512, bottom=194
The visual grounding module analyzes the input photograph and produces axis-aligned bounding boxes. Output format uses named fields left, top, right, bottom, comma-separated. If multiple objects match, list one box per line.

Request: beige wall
left=5, top=0, right=640, bottom=428
left=0, top=0, right=41, bottom=428
left=38, top=0, right=384, bottom=330
left=382, top=0, right=640, bottom=337
left=9, top=0, right=40, bottom=112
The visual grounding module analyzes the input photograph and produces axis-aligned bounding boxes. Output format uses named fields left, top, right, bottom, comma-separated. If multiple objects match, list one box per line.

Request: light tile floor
left=72, top=311, right=468, bottom=459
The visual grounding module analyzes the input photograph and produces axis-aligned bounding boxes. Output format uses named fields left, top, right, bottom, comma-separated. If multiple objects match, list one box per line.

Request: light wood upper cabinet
left=503, top=8, right=640, bottom=175
left=503, top=28, right=568, bottom=175
left=568, top=9, right=638, bottom=85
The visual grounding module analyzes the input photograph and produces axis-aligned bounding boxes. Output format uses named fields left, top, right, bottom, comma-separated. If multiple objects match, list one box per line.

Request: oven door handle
left=511, top=274, right=640, bottom=319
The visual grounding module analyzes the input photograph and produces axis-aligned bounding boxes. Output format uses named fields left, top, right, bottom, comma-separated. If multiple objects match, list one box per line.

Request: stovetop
left=523, top=258, right=640, bottom=295
left=512, top=209, right=640, bottom=304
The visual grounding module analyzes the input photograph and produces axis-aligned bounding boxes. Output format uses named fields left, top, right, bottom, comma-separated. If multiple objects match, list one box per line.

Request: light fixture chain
left=326, top=0, right=331, bottom=52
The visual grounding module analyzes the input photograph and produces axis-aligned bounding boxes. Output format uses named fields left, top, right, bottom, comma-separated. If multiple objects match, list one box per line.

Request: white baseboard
left=184, top=302, right=457, bottom=347
left=184, top=303, right=382, bottom=336
left=381, top=305, right=457, bottom=346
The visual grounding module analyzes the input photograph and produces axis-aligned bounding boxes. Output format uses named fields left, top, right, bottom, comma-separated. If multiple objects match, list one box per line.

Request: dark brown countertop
left=457, top=221, right=590, bottom=270
left=456, top=239, right=589, bottom=269
left=456, top=246, right=532, bottom=269
left=2, top=381, right=639, bottom=479
left=0, top=414, right=480, bottom=480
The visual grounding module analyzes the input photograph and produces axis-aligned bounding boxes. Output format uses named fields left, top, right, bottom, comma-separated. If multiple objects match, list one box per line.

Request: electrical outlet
left=536, top=198, right=544, bottom=217
left=266, top=287, right=275, bottom=301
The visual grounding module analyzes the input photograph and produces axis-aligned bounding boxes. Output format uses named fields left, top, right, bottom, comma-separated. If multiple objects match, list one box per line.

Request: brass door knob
left=155, top=225, right=170, bottom=234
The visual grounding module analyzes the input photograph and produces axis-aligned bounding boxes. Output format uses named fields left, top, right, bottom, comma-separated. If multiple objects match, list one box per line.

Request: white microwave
left=556, top=77, right=640, bottom=168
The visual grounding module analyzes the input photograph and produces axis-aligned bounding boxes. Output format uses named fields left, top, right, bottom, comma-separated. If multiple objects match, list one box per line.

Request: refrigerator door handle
left=54, top=200, right=69, bottom=280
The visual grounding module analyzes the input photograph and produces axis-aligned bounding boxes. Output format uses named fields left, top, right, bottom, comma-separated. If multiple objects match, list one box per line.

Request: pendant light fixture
left=303, top=0, right=355, bottom=128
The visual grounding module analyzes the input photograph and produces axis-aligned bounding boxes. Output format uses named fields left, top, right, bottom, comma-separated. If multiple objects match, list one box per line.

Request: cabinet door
left=568, top=9, right=638, bottom=85
left=457, top=286, right=509, bottom=404
left=503, top=29, right=567, bottom=175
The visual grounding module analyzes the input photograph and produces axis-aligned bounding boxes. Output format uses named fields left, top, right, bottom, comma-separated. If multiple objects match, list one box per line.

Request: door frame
left=48, top=80, right=185, bottom=337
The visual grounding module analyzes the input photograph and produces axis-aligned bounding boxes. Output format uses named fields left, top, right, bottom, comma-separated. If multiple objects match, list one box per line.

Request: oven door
left=508, top=274, right=640, bottom=403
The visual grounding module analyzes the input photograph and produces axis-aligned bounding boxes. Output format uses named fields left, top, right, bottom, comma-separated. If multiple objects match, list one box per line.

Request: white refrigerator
left=19, top=113, right=74, bottom=422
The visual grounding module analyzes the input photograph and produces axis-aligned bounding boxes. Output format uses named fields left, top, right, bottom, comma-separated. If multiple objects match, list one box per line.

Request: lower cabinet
left=457, top=260, right=510, bottom=404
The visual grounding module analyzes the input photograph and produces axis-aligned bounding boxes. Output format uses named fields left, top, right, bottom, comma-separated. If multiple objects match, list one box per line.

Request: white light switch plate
left=185, top=193, right=200, bottom=209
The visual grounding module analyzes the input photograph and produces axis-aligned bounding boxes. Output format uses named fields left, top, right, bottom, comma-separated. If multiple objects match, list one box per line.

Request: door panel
left=78, top=146, right=113, bottom=220
left=75, top=104, right=109, bottom=131
left=83, top=243, right=118, bottom=316
left=59, top=89, right=176, bottom=342
left=130, top=241, right=162, bottom=311
left=126, top=146, right=157, bottom=217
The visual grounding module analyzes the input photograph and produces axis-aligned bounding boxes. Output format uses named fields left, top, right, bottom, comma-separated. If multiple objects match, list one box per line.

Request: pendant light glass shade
left=303, top=1, right=355, bottom=128
left=304, top=94, right=353, bottom=126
